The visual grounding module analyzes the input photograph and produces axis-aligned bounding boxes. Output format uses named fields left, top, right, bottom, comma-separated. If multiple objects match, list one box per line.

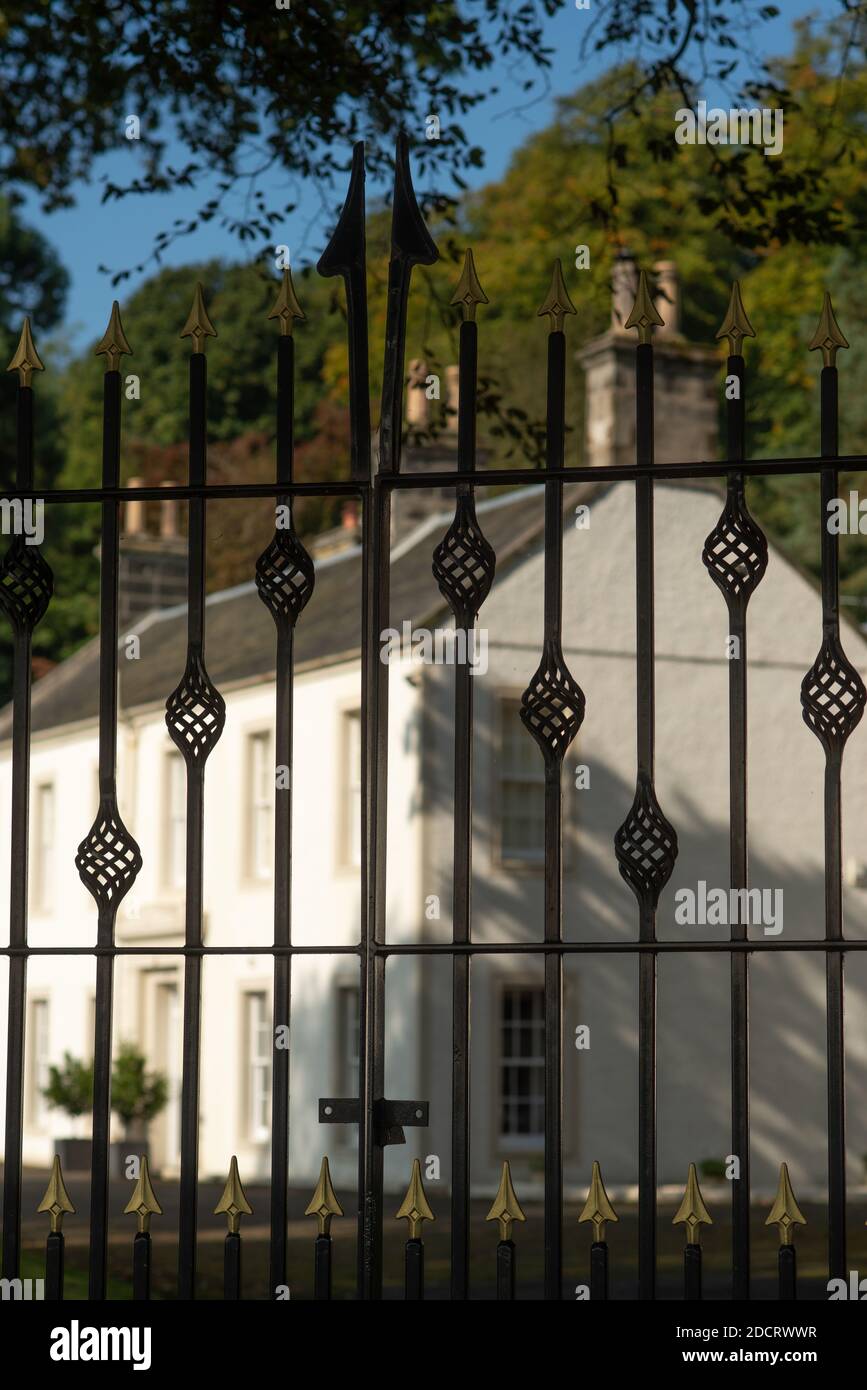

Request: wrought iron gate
left=0, top=135, right=863, bottom=1300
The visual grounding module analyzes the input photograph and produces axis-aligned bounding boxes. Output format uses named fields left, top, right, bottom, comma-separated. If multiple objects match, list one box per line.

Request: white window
left=498, top=700, right=545, bottom=863
left=165, top=753, right=186, bottom=890
left=499, top=986, right=545, bottom=1148
left=248, top=731, right=272, bottom=880
left=245, top=991, right=271, bottom=1142
left=343, top=711, right=362, bottom=868
left=29, top=997, right=51, bottom=1128
left=33, top=782, right=54, bottom=912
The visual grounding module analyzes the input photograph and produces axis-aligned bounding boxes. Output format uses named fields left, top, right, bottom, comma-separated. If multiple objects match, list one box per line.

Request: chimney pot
left=405, top=358, right=429, bottom=428
left=125, top=477, right=146, bottom=537
left=160, top=480, right=179, bottom=539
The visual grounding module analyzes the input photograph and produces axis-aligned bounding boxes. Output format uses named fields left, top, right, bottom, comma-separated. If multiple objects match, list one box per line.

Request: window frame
left=28, top=994, right=51, bottom=1132
left=337, top=706, right=362, bottom=871
left=244, top=727, right=274, bottom=884
left=32, top=780, right=55, bottom=914
left=162, top=749, right=187, bottom=893
left=243, top=988, right=272, bottom=1145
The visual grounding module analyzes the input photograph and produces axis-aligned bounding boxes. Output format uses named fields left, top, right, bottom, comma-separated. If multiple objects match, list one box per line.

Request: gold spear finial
left=578, top=1160, right=619, bottom=1243
left=450, top=249, right=489, bottom=322
left=267, top=267, right=306, bottom=337
left=716, top=280, right=756, bottom=357
left=214, top=1155, right=253, bottom=1234
left=180, top=282, right=217, bottom=354
left=809, top=291, right=849, bottom=368
left=36, top=1155, right=75, bottom=1234
left=625, top=269, right=664, bottom=344
left=673, top=1163, right=713, bottom=1246
left=95, top=301, right=133, bottom=373
left=486, top=1160, right=526, bottom=1243
left=537, top=258, right=577, bottom=334
left=7, top=317, right=44, bottom=387
left=765, top=1162, right=807, bottom=1246
left=304, top=1156, right=344, bottom=1236
left=395, top=1158, right=435, bottom=1240
left=122, top=1155, right=163, bottom=1234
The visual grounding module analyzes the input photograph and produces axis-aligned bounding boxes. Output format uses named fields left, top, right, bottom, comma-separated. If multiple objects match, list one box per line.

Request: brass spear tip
left=809, top=291, right=849, bottom=367
left=625, top=269, right=664, bottom=344
left=716, top=280, right=756, bottom=357
left=765, top=1162, right=807, bottom=1247
left=486, top=1160, right=526, bottom=1243
left=95, top=300, right=133, bottom=373
left=214, top=1155, right=253, bottom=1234
left=673, top=1163, right=713, bottom=1246
left=268, top=267, right=306, bottom=336
left=578, top=1159, right=619, bottom=1243
left=304, top=1155, right=344, bottom=1236
left=537, top=258, right=577, bottom=334
left=123, top=1154, right=163, bottom=1234
left=450, top=248, right=489, bottom=322
left=180, top=282, right=217, bottom=353
left=37, top=1155, right=75, bottom=1234
left=395, top=1158, right=435, bottom=1239
left=7, top=317, right=44, bottom=387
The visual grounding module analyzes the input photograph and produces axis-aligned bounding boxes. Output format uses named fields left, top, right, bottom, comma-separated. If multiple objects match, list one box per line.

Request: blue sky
left=21, top=0, right=833, bottom=348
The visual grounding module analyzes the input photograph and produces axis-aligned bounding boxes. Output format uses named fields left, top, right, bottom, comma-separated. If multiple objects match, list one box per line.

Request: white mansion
left=3, top=267, right=867, bottom=1206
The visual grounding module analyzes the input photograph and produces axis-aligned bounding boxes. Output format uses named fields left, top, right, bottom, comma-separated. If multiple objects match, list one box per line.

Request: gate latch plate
left=318, top=1097, right=429, bottom=1147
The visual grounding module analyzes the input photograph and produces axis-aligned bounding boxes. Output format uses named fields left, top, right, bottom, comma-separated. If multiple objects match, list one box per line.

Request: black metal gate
left=0, top=136, right=863, bottom=1301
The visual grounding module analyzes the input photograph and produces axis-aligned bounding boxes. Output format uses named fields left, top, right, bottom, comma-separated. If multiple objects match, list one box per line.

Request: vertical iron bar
left=313, top=1233, right=332, bottom=1300
left=315, top=143, right=376, bottom=1298
left=404, top=1238, right=424, bottom=1300
left=224, top=1231, right=241, bottom=1300
left=450, top=315, right=477, bottom=1301
left=684, top=1243, right=702, bottom=1301
left=1, top=384, right=37, bottom=1281
left=636, top=341, right=657, bottom=1302
left=358, top=478, right=389, bottom=1299
left=820, top=365, right=846, bottom=1282
left=177, top=350, right=209, bottom=1300
left=589, top=1241, right=608, bottom=1300
left=779, top=1244, right=797, bottom=1301
left=88, top=367, right=124, bottom=1299
left=45, top=1231, right=64, bottom=1301
left=542, top=329, right=567, bottom=1301
left=269, top=332, right=294, bottom=1297
left=358, top=133, right=436, bottom=1299
left=133, top=1230, right=151, bottom=1301
left=496, top=1240, right=516, bottom=1300
left=728, top=354, right=751, bottom=1302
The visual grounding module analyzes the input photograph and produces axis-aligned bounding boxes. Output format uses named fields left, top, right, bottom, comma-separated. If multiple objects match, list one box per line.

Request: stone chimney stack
left=118, top=477, right=188, bottom=630
left=577, top=258, right=718, bottom=469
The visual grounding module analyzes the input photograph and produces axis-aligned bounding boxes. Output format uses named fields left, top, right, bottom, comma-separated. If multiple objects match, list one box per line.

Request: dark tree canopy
left=0, top=0, right=860, bottom=284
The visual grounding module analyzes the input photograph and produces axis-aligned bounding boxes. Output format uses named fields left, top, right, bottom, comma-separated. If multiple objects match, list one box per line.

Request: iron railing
left=1, top=134, right=866, bottom=1301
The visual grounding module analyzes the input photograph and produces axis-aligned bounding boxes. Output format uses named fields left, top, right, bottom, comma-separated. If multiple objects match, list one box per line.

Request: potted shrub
left=109, top=1043, right=169, bottom=1179
left=698, top=1157, right=728, bottom=1182
left=42, top=1052, right=94, bottom=1173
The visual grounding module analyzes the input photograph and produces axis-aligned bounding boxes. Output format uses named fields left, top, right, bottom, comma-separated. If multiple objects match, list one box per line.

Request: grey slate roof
left=4, top=483, right=596, bottom=741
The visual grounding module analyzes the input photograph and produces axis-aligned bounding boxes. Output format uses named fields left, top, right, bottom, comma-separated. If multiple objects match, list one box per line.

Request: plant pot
left=54, top=1138, right=92, bottom=1174
left=109, top=1139, right=150, bottom=1181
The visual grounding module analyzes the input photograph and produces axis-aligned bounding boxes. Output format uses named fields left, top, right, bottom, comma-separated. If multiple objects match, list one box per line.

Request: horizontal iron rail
left=5, top=939, right=867, bottom=955
left=5, top=451, right=867, bottom=502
